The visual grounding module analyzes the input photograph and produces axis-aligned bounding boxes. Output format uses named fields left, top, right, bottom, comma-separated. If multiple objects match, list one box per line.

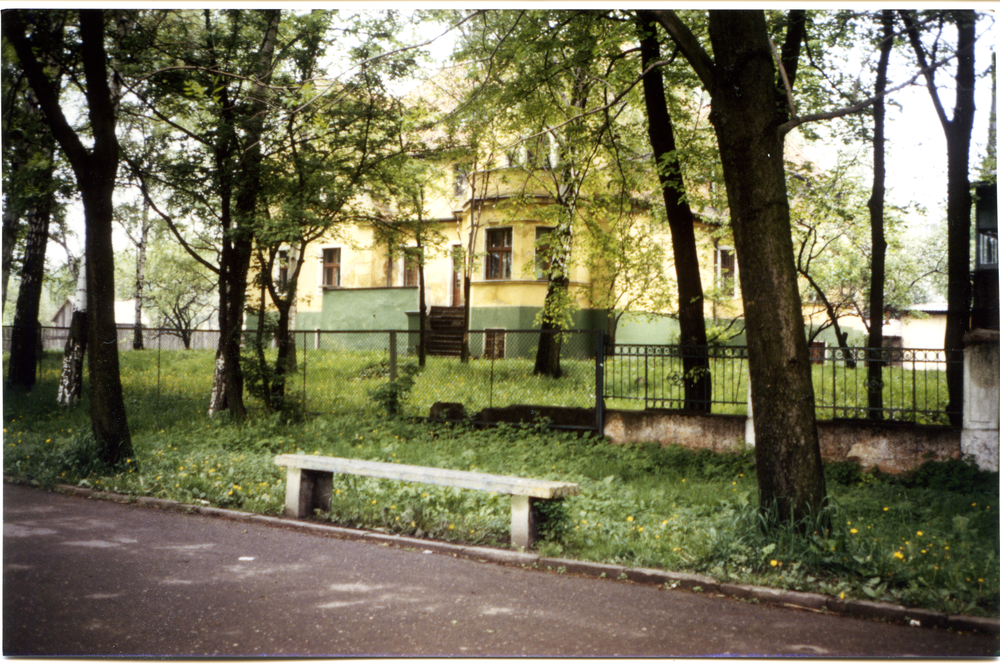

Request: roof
left=905, top=303, right=949, bottom=314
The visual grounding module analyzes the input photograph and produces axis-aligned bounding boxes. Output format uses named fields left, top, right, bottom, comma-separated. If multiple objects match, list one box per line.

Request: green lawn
left=3, top=350, right=996, bottom=617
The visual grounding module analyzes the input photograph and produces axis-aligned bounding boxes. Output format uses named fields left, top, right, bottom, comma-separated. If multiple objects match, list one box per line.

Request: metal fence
left=810, top=346, right=961, bottom=424
left=3, top=326, right=959, bottom=426
left=602, top=342, right=959, bottom=425
left=604, top=344, right=749, bottom=414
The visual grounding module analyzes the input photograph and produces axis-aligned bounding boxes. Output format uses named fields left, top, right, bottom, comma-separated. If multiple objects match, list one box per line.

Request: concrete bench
left=274, top=454, right=579, bottom=549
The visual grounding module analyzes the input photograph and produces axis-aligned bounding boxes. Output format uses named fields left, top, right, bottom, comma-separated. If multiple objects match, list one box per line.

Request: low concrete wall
left=603, top=410, right=747, bottom=454
left=816, top=420, right=961, bottom=474
left=603, top=409, right=961, bottom=474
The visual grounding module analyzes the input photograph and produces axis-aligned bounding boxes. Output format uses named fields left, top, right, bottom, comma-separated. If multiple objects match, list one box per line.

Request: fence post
left=595, top=329, right=604, bottom=434
left=643, top=344, right=649, bottom=409
left=389, top=331, right=397, bottom=382
left=157, top=332, right=162, bottom=403
left=301, top=330, right=307, bottom=414
left=745, top=375, right=755, bottom=446
left=314, top=328, right=320, bottom=352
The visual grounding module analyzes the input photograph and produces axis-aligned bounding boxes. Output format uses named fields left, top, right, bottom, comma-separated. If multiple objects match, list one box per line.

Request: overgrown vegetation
left=4, top=352, right=996, bottom=617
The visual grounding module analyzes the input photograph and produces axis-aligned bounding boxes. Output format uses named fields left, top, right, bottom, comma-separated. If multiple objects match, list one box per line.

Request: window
left=403, top=248, right=420, bottom=287
left=486, top=228, right=513, bottom=280
left=484, top=329, right=505, bottom=359
left=716, top=247, right=736, bottom=297
left=322, top=248, right=341, bottom=287
left=534, top=227, right=554, bottom=280
left=453, top=164, right=468, bottom=196
left=979, top=231, right=998, bottom=268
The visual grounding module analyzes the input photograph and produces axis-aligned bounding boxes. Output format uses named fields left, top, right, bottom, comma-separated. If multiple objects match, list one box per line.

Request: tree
left=5, top=9, right=134, bottom=466
left=651, top=9, right=826, bottom=524
left=57, top=256, right=87, bottom=405
left=635, top=11, right=712, bottom=410
left=900, top=10, right=979, bottom=426
left=864, top=10, right=894, bottom=418
left=583, top=200, right=674, bottom=351
left=122, top=9, right=282, bottom=418
left=3, top=10, right=67, bottom=390
left=248, top=10, right=419, bottom=406
left=454, top=10, right=630, bottom=378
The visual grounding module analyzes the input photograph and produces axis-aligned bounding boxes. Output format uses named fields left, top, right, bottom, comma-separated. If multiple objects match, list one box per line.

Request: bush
left=894, top=456, right=999, bottom=494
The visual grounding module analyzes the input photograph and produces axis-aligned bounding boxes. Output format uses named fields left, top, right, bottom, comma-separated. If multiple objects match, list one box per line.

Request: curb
left=9, top=478, right=1000, bottom=637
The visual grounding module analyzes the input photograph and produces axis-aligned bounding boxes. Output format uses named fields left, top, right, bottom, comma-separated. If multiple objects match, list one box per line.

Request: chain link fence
left=298, top=329, right=599, bottom=419
left=4, top=326, right=958, bottom=426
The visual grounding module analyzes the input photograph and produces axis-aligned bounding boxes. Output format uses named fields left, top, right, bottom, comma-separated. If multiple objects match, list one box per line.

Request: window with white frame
left=486, top=228, right=513, bottom=280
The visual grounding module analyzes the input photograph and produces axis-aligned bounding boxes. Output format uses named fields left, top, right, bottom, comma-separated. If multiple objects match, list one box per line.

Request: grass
left=4, top=350, right=994, bottom=617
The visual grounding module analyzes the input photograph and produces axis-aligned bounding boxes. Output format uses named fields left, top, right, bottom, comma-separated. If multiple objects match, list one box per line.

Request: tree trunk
left=132, top=202, right=150, bottom=350
left=58, top=261, right=88, bottom=406
left=6, top=9, right=134, bottom=466
left=417, top=236, right=427, bottom=368
left=534, top=220, right=572, bottom=378
left=534, top=277, right=568, bottom=379
left=866, top=10, right=893, bottom=420
left=940, top=14, right=976, bottom=426
left=6, top=162, right=55, bottom=390
left=208, top=9, right=282, bottom=419
left=2, top=173, right=22, bottom=313
left=901, top=10, right=976, bottom=427
left=637, top=12, right=711, bottom=412
left=707, top=10, right=825, bottom=525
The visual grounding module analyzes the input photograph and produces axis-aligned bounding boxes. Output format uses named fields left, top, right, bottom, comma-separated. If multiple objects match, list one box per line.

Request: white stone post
left=961, top=330, right=999, bottom=471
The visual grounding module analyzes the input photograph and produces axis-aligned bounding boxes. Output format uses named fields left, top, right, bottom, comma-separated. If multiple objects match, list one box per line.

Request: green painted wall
left=465, top=306, right=607, bottom=359
left=320, top=288, right=417, bottom=330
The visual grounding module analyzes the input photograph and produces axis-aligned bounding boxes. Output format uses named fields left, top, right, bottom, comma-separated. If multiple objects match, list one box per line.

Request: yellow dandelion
left=626, top=516, right=634, bottom=522
left=893, top=552, right=904, bottom=560
left=770, top=559, right=778, bottom=567
left=917, top=531, right=923, bottom=536
left=850, top=528, right=858, bottom=534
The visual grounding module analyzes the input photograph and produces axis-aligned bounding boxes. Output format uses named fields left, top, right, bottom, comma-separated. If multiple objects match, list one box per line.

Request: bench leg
left=284, top=468, right=333, bottom=518
left=510, top=495, right=539, bottom=550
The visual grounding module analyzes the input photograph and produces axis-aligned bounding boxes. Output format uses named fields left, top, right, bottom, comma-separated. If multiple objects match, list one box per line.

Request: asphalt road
left=4, top=482, right=999, bottom=657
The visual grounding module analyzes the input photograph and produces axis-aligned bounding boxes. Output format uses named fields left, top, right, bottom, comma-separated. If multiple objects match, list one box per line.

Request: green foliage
left=824, top=460, right=868, bottom=486
left=894, top=456, right=999, bottom=495
left=368, top=362, right=420, bottom=417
